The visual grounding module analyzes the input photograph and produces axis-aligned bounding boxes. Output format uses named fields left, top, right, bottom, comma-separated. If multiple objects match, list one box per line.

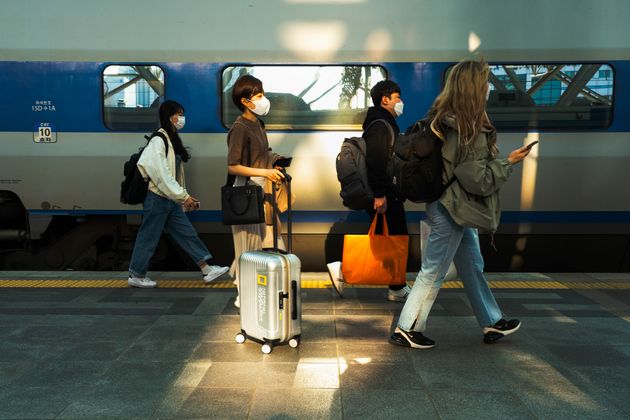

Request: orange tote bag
left=341, top=214, right=408, bottom=285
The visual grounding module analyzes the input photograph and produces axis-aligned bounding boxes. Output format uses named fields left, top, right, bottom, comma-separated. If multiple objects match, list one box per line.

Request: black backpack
left=390, top=119, right=455, bottom=203
left=335, top=120, right=394, bottom=210
left=120, top=131, right=168, bottom=205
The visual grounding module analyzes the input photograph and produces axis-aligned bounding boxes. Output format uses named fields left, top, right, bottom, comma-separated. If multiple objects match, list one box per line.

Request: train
left=1, top=0, right=630, bottom=272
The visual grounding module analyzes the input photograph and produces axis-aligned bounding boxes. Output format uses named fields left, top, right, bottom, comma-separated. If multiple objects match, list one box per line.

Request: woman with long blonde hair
left=390, top=60, right=533, bottom=348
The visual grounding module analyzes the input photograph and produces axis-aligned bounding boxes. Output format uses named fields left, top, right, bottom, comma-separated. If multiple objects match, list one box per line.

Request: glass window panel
left=222, top=65, right=387, bottom=130
left=103, top=65, right=164, bottom=131
left=485, top=64, right=614, bottom=129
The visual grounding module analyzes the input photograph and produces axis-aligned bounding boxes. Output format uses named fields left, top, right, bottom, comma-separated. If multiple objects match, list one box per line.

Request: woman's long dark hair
left=158, top=100, right=190, bottom=162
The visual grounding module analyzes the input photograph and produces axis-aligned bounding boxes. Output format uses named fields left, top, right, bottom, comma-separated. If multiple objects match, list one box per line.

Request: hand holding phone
left=524, top=140, right=539, bottom=150
left=194, top=201, right=201, bottom=209
left=508, top=142, right=537, bottom=165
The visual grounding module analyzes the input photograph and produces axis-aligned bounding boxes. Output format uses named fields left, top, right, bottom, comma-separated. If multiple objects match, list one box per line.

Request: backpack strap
left=433, top=121, right=458, bottom=190
left=444, top=176, right=457, bottom=189
left=364, top=119, right=397, bottom=186
left=225, top=120, right=254, bottom=187
left=231, top=121, right=254, bottom=168
left=364, top=119, right=395, bottom=149
left=144, top=130, right=169, bottom=157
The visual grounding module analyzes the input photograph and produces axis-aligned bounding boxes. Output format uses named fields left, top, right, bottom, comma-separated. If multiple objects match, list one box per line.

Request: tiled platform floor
left=0, top=272, right=629, bottom=419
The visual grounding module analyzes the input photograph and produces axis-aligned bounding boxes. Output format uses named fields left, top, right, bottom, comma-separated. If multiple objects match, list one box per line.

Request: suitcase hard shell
left=235, top=169, right=302, bottom=354
left=236, top=250, right=301, bottom=353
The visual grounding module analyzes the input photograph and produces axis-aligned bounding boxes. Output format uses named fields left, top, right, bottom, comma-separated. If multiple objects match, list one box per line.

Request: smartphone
left=194, top=201, right=200, bottom=209
left=525, top=140, right=539, bottom=150
left=274, top=157, right=292, bottom=168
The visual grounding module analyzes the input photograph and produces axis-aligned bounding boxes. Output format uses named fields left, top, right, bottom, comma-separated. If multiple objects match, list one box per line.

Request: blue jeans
left=129, top=192, right=212, bottom=277
left=397, top=201, right=502, bottom=332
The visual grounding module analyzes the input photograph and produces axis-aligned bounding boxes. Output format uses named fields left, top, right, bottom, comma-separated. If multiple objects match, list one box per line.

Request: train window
left=484, top=64, right=613, bottom=129
left=221, top=65, right=387, bottom=130
left=102, top=65, right=164, bottom=131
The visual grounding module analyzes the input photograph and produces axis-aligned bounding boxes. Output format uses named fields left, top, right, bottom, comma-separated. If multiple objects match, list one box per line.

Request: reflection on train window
left=222, top=65, right=387, bottom=130
left=485, top=64, right=613, bottom=129
left=102, top=65, right=164, bottom=131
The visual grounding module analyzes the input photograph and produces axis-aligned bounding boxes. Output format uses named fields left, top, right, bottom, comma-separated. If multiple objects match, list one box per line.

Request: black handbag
left=221, top=137, right=265, bottom=225
left=221, top=183, right=265, bottom=225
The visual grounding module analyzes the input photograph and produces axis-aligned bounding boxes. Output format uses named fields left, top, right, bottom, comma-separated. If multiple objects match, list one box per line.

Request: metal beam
left=556, top=64, right=600, bottom=107
left=553, top=70, right=611, bottom=106
left=104, top=75, right=141, bottom=100
left=504, top=67, right=526, bottom=93
left=133, top=66, right=164, bottom=96
left=488, top=72, right=509, bottom=93
left=526, top=66, right=562, bottom=96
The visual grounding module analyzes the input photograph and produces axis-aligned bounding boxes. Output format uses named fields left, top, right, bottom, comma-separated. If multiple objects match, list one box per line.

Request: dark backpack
left=120, top=131, right=168, bottom=205
left=390, top=119, right=455, bottom=203
left=335, top=120, right=394, bottom=211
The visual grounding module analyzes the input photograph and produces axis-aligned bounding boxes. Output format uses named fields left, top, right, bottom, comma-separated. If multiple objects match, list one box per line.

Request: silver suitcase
left=235, top=171, right=302, bottom=354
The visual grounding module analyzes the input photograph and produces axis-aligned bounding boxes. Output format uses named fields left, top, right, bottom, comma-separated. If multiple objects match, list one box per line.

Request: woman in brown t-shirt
left=227, top=75, right=285, bottom=308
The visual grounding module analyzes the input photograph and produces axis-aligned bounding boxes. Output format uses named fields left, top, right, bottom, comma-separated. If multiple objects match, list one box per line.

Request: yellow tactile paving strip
left=0, top=278, right=629, bottom=289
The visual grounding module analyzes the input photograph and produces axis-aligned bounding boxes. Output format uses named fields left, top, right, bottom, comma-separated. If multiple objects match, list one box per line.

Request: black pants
left=364, top=194, right=408, bottom=290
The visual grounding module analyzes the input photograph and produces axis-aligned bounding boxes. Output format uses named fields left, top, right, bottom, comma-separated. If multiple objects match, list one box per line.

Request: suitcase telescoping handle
left=269, top=169, right=292, bottom=254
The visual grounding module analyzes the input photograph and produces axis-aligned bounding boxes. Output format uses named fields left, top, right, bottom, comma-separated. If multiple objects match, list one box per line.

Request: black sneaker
left=389, top=327, right=435, bottom=349
left=483, top=319, right=521, bottom=344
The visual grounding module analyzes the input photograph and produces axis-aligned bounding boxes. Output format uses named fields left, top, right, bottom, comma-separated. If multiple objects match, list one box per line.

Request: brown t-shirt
left=227, top=116, right=276, bottom=169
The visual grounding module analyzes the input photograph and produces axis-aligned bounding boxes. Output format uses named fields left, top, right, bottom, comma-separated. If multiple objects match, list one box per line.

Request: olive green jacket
left=438, top=120, right=513, bottom=233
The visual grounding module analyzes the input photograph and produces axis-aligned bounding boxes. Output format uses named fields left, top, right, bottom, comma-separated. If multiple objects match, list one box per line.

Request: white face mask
left=394, top=101, right=404, bottom=117
left=174, top=115, right=185, bottom=130
left=250, top=96, right=271, bottom=116
left=486, top=83, right=491, bottom=101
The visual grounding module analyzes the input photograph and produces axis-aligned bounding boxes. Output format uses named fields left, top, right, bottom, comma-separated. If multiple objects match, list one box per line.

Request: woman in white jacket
left=128, top=100, right=228, bottom=288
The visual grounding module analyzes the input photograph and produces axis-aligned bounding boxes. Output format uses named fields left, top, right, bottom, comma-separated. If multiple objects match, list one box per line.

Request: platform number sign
left=33, top=122, right=57, bottom=143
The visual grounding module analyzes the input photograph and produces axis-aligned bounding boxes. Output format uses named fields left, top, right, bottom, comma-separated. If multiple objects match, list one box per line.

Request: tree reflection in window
left=222, top=65, right=387, bottom=130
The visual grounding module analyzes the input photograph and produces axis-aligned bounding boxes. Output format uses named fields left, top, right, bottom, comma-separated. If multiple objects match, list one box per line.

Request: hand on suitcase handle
left=265, top=168, right=285, bottom=183
left=279, top=168, right=292, bottom=182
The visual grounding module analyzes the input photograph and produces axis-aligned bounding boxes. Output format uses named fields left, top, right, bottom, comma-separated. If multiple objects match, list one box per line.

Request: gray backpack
left=335, top=120, right=394, bottom=211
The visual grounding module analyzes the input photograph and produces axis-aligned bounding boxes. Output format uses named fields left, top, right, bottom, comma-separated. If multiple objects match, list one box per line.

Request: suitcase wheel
left=261, top=343, right=273, bottom=354
left=235, top=333, right=246, bottom=344
left=288, top=338, right=300, bottom=348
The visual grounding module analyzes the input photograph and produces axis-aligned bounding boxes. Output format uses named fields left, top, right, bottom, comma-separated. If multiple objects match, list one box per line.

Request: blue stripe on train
left=26, top=209, right=630, bottom=224
left=2, top=61, right=630, bottom=133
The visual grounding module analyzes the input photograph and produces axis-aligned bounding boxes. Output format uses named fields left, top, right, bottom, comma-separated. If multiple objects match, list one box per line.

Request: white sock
left=201, top=265, right=211, bottom=275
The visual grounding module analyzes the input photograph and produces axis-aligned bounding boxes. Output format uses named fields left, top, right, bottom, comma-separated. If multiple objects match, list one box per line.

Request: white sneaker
left=388, top=285, right=411, bottom=302
left=203, top=265, right=229, bottom=283
left=128, top=276, right=157, bottom=288
left=234, top=295, right=240, bottom=308
left=326, top=261, right=344, bottom=297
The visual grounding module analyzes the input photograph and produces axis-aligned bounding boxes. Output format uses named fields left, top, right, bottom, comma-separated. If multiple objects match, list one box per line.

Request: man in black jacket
left=328, top=80, right=411, bottom=301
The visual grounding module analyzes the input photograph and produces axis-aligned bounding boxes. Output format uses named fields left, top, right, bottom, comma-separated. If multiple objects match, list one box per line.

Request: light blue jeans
left=397, top=201, right=502, bottom=332
left=129, top=192, right=212, bottom=277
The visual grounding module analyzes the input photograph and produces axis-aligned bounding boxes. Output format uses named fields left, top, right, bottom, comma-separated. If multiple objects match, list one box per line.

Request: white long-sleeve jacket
left=136, top=128, right=189, bottom=203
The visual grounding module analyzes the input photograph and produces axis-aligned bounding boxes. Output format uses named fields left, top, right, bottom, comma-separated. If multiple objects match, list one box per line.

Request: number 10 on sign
left=33, top=122, right=57, bottom=143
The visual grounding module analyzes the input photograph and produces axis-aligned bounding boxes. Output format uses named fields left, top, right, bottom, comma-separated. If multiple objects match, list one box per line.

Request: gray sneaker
left=128, top=276, right=157, bottom=288
left=387, top=285, right=411, bottom=302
